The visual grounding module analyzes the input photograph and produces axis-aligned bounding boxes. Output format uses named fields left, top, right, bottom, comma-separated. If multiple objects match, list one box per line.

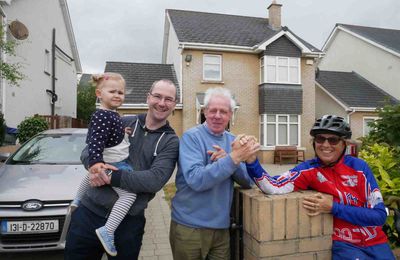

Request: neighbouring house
left=104, top=61, right=183, bottom=136
left=316, top=70, right=398, bottom=140
left=317, top=23, right=400, bottom=140
left=0, top=0, right=81, bottom=128
left=162, top=1, right=323, bottom=162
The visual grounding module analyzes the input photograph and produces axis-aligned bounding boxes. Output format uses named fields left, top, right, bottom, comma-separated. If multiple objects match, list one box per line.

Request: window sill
left=201, top=80, right=224, bottom=84
left=260, top=146, right=305, bottom=151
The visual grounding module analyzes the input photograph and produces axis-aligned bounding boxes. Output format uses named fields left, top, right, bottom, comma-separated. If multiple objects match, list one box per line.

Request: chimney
left=268, top=0, right=282, bottom=30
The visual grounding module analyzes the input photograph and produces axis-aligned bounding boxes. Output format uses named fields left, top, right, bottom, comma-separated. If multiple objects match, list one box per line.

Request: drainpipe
left=51, top=28, right=56, bottom=116
left=347, top=108, right=356, bottom=125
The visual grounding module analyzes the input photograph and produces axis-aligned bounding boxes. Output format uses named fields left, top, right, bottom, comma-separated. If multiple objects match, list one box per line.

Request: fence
left=37, top=115, right=87, bottom=129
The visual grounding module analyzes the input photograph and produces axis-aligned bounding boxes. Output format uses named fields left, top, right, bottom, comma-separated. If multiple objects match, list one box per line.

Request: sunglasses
left=314, top=135, right=343, bottom=145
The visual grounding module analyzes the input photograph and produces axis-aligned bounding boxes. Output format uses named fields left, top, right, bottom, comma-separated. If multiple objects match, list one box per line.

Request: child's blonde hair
left=91, top=72, right=126, bottom=89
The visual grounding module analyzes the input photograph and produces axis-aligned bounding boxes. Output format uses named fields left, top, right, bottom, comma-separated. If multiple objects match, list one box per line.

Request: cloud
left=67, top=0, right=400, bottom=73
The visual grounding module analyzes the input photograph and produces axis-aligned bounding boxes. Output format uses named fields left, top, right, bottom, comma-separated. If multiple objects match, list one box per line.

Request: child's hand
left=89, top=162, right=105, bottom=175
left=125, top=127, right=133, bottom=136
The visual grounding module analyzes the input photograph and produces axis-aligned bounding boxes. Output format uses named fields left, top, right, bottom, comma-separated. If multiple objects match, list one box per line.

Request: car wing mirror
left=0, top=152, right=10, bottom=162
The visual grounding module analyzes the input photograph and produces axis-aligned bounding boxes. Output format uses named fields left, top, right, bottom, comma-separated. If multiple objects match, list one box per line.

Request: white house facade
left=0, top=0, right=81, bottom=128
left=319, top=24, right=400, bottom=100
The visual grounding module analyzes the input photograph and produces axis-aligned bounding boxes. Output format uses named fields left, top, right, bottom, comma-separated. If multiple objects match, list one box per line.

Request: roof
left=316, top=70, right=398, bottom=109
left=325, top=23, right=400, bottom=56
left=167, top=9, right=320, bottom=52
left=104, top=62, right=180, bottom=104
left=78, top=73, right=92, bottom=86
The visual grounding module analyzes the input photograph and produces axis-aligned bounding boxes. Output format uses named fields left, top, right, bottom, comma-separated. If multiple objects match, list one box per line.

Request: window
left=203, top=54, right=222, bottom=81
left=44, top=49, right=50, bottom=75
left=260, top=114, right=300, bottom=146
left=363, top=117, right=378, bottom=136
left=261, top=56, right=300, bottom=84
left=260, top=57, right=265, bottom=83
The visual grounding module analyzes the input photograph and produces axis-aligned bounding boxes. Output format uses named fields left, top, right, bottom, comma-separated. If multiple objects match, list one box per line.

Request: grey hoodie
left=80, top=114, right=179, bottom=217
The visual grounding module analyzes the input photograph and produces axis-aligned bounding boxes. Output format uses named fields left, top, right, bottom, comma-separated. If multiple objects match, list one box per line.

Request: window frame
left=261, top=55, right=300, bottom=84
left=363, top=116, right=378, bottom=137
left=259, top=114, right=301, bottom=147
left=203, top=54, right=222, bottom=81
left=44, top=49, right=51, bottom=75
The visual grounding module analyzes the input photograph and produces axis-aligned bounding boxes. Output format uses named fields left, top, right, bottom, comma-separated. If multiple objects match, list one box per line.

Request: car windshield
left=8, top=133, right=86, bottom=165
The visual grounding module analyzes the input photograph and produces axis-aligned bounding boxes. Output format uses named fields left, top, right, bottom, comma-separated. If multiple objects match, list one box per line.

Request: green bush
left=17, top=116, right=48, bottom=144
left=359, top=143, right=400, bottom=247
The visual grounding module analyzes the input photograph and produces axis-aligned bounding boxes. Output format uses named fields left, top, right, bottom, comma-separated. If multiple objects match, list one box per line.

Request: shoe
left=96, top=226, right=117, bottom=256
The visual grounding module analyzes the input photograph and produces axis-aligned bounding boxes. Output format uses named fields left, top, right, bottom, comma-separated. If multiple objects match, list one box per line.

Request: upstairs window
left=262, top=56, right=300, bottom=84
left=203, top=54, right=222, bottom=81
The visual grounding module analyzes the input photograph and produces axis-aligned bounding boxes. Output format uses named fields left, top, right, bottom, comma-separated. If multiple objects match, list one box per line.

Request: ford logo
left=22, top=200, right=43, bottom=211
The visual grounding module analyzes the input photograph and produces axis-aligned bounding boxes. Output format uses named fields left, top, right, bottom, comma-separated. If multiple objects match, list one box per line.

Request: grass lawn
left=163, top=182, right=176, bottom=208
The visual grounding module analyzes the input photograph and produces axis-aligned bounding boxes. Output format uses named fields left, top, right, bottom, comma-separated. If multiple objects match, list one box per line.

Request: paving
left=137, top=163, right=295, bottom=259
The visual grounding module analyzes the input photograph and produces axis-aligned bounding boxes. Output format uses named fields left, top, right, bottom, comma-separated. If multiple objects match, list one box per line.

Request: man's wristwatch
left=105, top=169, right=113, bottom=176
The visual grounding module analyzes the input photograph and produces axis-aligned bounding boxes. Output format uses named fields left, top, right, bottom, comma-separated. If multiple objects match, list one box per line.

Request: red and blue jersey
left=246, top=155, right=388, bottom=247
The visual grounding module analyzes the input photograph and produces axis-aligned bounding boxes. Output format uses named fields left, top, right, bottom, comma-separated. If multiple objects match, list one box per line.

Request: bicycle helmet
left=310, top=115, right=352, bottom=139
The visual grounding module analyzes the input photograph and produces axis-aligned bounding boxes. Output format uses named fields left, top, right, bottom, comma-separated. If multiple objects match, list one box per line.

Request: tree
left=362, top=103, right=400, bottom=147
left=77, top=82, right=96, bottom=123
left=0, top=26, right=24, bottom=86
left=359, top=102, right=400, bottom=247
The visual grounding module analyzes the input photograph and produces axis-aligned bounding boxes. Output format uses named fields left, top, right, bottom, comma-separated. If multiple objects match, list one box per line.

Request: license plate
left=1, top=220, right=59, bottom=234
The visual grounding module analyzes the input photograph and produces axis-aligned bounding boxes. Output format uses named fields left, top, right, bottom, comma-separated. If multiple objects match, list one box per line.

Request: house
left=316, top=70, right=398, bottom=139
left=0, top=0, right=81, bottom=128
left=104, top=61, right=183, bottom=136
left=162, top=1, right=323, bottom=162
left=317, top=23, right=400, bottom=140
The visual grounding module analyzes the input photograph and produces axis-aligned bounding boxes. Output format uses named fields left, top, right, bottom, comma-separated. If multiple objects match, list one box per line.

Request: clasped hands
left=230, top=134, right=260, bottom=164
left=206, top=134, right=260, bottom=165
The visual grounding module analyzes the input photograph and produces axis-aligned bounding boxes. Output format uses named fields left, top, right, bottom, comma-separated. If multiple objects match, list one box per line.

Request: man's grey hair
left=149, top=79, right=177, bottom=100
left=203, top=87, right=236, bottom=111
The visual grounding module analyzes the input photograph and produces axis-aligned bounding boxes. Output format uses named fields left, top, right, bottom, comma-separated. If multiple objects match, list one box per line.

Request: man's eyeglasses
left=149, top=93, right=176, bottom=105
left=314, top=135, right=343, bottom=145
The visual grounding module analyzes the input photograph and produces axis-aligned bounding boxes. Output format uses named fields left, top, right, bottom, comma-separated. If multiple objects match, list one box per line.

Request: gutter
left=59, top=0, right=82, bottom=73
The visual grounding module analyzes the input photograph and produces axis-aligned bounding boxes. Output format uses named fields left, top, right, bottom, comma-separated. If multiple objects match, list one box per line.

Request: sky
left=67, top=0, right=400, bottom=74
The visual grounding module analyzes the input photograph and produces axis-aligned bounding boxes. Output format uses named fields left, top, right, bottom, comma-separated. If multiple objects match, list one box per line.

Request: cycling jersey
left=246, top=155, right=388, bottom=247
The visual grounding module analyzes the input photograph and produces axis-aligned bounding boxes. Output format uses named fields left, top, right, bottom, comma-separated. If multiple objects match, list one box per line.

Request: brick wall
left=238, top=188, right=332, bottom=260
left=181, top=50, right=260, bottom=138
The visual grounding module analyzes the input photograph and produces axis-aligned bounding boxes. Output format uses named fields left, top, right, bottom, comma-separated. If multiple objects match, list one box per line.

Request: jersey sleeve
left=246, top=158, right=303, bottom=194
left=331, top=161, right=387, bottom=226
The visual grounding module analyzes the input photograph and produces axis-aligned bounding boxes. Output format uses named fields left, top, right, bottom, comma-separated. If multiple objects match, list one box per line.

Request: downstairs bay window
left=260, top=114, right=300, bottom=147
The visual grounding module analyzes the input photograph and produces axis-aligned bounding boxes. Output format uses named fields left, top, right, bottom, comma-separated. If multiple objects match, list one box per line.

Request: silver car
left=0, top=128, right=87, bottom=252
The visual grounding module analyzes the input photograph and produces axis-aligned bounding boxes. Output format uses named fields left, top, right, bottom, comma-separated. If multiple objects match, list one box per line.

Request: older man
left=170, top=87, right=258, bottom=260
left=65, top=79, right=179, bottom=260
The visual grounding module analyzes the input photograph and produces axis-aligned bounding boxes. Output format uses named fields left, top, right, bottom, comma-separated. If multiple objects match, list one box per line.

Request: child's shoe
left=96, top=226, right=117, bottom=256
